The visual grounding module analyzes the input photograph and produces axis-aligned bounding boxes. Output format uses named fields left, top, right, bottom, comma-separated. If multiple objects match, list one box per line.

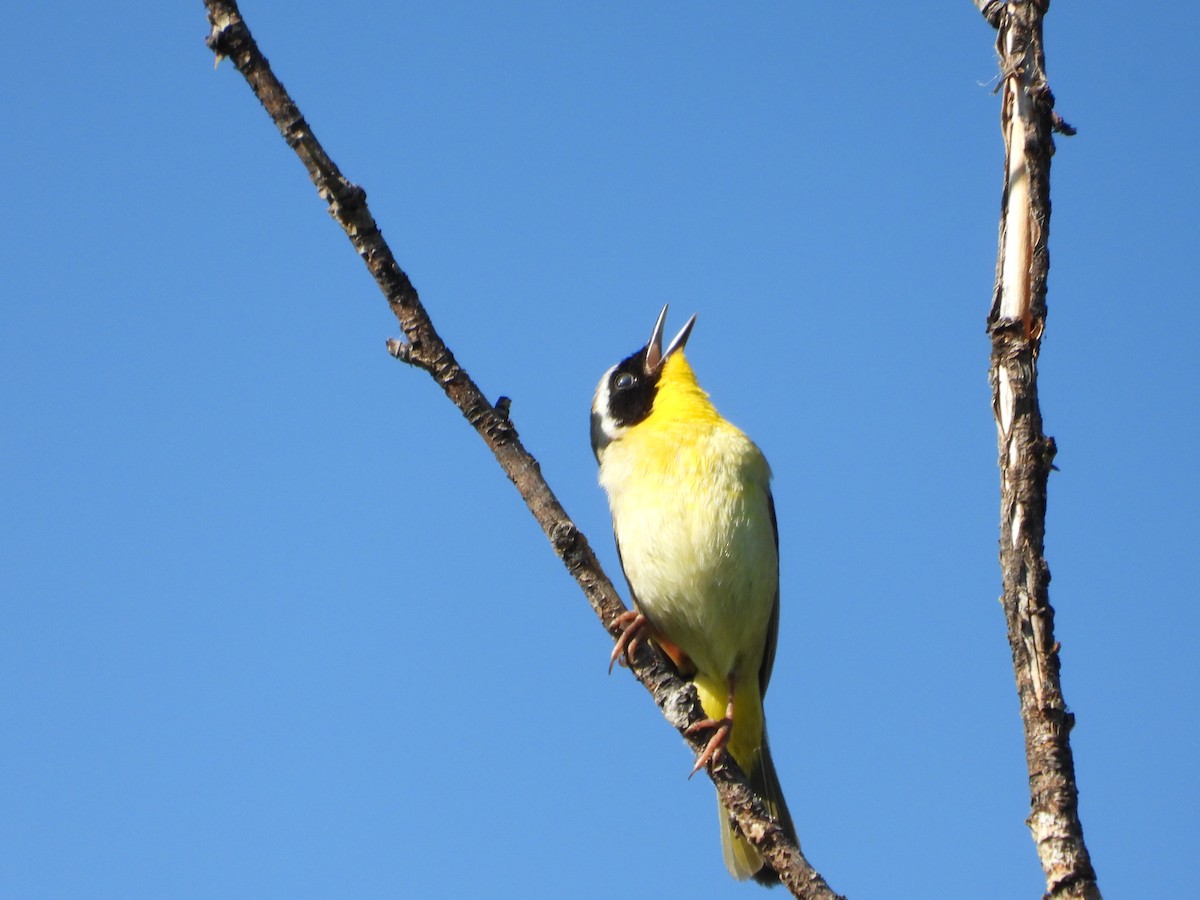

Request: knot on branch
left=989, top=316, right=1045, bottom=357
left=326, top=180, right=367, bottom=213
left=988, top=315, right=1028, bottom=339
left=386, top=337, right=418, bottom=366
left=1050, top=111, right=1077, bottom=137
left=205, top=9, right=244, bottom=61
left=480, top=405, right=516, bottom=444
left=662, top=678, right=703, bottom=729
left=1040, top=435, right=1058, bottom=469
left=550, top=521, right=581, bottom=557
left=493, top=396, right=512, bottom=422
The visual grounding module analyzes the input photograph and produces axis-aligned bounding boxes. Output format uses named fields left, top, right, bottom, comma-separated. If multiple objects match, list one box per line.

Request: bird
left=590, top=305, right=797, bottom=885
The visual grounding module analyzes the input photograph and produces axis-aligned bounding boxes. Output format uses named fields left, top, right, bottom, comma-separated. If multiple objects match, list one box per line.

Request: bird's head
left=590, top=305, right=698, bottom=461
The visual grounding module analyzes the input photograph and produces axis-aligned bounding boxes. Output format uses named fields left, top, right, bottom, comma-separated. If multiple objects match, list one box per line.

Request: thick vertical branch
left=201, top=2, right=839, bottom=895
left=978, top=3, right=1097, bottom=898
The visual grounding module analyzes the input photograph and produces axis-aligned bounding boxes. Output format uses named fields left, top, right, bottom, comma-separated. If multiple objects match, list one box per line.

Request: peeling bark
left=976, top=3, right=1098, bottom=897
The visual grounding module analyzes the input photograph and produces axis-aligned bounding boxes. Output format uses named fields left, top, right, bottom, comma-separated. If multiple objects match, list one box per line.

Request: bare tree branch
left=975, top=2, right=1098, bottom=897
left=201, top=2, right=840, bottom=895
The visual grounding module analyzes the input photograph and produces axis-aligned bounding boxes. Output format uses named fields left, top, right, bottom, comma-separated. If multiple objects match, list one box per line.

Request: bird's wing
left=759, top=489, right=781, bottom=698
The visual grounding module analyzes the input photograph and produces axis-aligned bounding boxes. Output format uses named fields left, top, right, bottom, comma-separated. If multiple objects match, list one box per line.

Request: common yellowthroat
left=591, top=306, right=797, bottom=885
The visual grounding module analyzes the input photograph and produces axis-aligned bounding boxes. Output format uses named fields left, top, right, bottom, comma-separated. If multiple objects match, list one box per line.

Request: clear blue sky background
left=3, top=4, right=1196, bottom=898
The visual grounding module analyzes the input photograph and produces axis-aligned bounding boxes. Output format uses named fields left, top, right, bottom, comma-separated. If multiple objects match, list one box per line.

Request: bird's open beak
left=644, top=304, right=697, bottom=374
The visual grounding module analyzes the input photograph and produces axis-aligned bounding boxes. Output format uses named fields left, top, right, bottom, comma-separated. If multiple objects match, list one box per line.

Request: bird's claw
left=608, top=610, right=649, bottom=674
left=686, top=716, right=733, bottom=777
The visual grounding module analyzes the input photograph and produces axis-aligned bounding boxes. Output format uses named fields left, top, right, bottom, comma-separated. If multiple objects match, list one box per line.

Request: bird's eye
left=614, top=372, right=635, bottom=390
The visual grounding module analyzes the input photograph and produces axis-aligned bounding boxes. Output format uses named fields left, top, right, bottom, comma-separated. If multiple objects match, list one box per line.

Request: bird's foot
left=686, top=715, right=733, bottom=777
left=608, top=610, right=650, bottom=674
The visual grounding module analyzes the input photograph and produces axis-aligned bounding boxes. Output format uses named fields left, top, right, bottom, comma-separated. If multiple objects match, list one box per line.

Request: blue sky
left=3, top=3, right=1197, bottom=898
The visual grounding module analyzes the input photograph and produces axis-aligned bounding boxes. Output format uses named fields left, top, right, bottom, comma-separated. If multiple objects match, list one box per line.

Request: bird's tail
left=718, top=727, right=797, bottom=885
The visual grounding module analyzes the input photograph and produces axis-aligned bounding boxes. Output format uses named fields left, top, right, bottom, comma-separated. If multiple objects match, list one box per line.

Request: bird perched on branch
left=590, top=305, right=797, bottom=885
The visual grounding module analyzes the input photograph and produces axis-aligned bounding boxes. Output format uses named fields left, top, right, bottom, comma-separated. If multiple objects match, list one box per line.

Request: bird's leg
left=608, top=609, right=651, bottom=674
left=610, top=611, right=696, bottom=677
left=686, top=674, right=736, bottom=777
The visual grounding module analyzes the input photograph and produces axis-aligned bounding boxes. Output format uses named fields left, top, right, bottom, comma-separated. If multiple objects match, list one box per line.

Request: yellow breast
left=597, top=354, right=777, bottom=683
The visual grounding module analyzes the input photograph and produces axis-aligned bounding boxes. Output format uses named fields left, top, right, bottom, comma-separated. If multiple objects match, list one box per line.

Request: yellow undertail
left=718, top=734, right=794, bottom=884
left=694, top=674, right=797, bottom=883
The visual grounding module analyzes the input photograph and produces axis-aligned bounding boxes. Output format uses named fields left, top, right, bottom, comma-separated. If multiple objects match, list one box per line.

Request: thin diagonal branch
left=202, top=2, right=839, bottom=896
left=975, top=2, right=1098, bottom=898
